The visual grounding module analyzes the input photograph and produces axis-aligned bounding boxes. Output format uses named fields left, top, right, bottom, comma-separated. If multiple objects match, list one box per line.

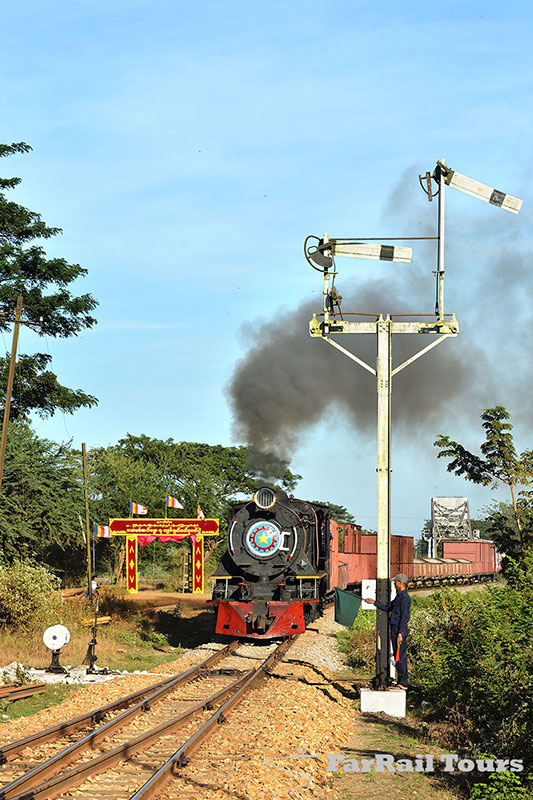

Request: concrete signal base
left=360, top=687, right=406, bottom=718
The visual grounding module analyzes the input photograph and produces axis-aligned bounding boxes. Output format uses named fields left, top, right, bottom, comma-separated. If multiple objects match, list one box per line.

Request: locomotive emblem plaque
left=245, top=520, right=281, bottom=557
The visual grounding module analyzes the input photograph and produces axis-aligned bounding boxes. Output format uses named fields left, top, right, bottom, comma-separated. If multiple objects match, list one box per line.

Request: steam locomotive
left=209, top=487, right=499, bottom=639
left=209, top=488, right=330, bottom=639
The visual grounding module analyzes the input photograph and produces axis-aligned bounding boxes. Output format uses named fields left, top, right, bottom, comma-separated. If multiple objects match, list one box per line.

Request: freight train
left=209, top=488, right=499, bottom=639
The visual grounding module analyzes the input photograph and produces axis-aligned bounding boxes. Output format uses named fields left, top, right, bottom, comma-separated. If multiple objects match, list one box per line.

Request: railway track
left=0, top=637, right=296, bottom=800
left=0, top=684, right=46, bottom=702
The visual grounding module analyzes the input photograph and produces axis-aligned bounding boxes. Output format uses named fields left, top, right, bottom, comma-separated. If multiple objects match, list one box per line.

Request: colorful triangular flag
left=166, top=495, right=184, bottom=509
left=196, top=504, right=205, bottom=519
left=130, top=501, right=148, bottom=515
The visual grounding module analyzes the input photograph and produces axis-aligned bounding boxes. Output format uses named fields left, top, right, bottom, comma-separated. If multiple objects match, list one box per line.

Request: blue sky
left=1, top=0, right=531, bottom=535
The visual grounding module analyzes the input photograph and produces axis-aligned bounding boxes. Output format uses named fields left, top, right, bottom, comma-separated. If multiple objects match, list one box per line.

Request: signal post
left=306, top=159, right=520, bottom=710
left=310, top=288, right=459, bottom=690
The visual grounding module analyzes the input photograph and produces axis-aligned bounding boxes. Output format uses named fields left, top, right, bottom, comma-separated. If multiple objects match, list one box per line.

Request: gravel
left=0, top=607, right=354, bottom=800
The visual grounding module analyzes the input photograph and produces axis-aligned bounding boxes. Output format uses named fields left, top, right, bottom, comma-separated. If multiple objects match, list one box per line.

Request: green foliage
left=0, top=684, right=76, bottom=723
left=434, top=406, right=533, bottom=568
left=88, top=434, right=302, bottom=575
left=137, top=618, right=168, bottom=646
left=0, top=424, right=304, bottom=583
left=107, top=626, right=181, bottom=669
left=0, top=561, right=61, bottom=628
left=434, top=406, right=530, bottom=488
left=414, top=537, right=428, bottom=557
left=0, top=423, right=85, bottom=575
left=114, top=434, right=302, bottom=518
left=336, top=610, right=375, bottom=669
left=90, top=433, right=301, bottom=530
left=409, top=574, right=533, bottom=774
left=311, top=500, right=357, bottom=524
left=470, top=770, right=527, bottom=800
left=0, top=353, right=96, bottom=421
left=0, top=141, right=98, bottom=418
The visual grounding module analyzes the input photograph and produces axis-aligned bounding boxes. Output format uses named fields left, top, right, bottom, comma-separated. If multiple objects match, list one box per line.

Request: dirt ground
left=333, top=712, right=463, bottom=800
left=63, top=586, right=211, bottom=609
left=119, top=589, right=211, bottom=609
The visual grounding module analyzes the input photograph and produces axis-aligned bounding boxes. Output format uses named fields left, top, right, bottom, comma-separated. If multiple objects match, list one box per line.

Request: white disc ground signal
left=43, top=624, right=71, bottom=651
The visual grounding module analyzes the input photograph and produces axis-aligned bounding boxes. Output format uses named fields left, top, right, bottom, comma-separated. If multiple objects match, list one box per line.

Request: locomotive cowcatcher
left=209, top=488, right=330, bottom=639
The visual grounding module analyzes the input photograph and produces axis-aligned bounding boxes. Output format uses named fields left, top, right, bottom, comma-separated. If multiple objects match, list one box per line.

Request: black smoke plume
left=227, top=166, right=532, bottom=463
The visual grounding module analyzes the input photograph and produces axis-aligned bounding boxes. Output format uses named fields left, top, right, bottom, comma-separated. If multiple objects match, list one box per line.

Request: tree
left=0, top=142, right=98, bottom=418
left=311, top=500, right=356, bottom=524
left=114, top=435, right=302, bottom=514
left=434, top=406, right=532, bottom=568
left=414, top=537, right=427, bottom=558
left=88, top=435, right=302, bottom=579
left=0, top=422, right=85, bottom=577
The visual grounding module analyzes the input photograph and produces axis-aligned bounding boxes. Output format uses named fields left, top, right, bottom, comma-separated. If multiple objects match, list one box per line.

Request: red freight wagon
left=442, top=539, right=496, bottom=575
left=359, top=534, right=377, bottom=554
left=329, top=523, right=414, bottom=588
left=328, top=523, right=497, bottom=592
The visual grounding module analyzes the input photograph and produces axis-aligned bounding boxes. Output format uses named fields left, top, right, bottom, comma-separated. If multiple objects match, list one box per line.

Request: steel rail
left=130, top=636, right=296, bottom=800
left=0, top=684, right=46, bottom=701
left=0, top=642, right=239, bottom=799
left=0, top=642, right=238, bottom=763
left=0, top=676, right=176, bottom=764
left=7, top=671, right=254, bottom=800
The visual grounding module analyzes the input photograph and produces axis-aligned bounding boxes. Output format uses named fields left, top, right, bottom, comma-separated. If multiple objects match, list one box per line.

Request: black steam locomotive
left=209, top=487, right=331, bottom=638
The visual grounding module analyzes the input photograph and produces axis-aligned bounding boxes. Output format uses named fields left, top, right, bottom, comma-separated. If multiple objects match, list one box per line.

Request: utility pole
left=0, top=296, right=24, bottom=497
left=82, top=443, right=93, bottom=600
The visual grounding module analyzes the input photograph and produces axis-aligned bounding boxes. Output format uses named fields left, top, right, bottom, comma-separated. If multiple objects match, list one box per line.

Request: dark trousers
left=391, top=625, right=408, bottom=687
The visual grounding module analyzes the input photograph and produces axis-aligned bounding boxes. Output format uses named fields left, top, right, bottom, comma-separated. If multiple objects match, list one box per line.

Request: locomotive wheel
left=303, top=603, right=317, bottom=625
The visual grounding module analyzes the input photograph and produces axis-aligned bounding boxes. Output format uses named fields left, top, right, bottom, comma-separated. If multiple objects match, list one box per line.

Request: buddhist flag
left=197, top=504, right=205, bottom=519
left=166, top=495, right=184, bottom=509
left=130, top=501, right=148, bottom=515
left=93, top=523, right=110, bottom=538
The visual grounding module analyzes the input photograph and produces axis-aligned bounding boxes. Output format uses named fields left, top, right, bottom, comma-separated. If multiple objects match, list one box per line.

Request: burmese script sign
left=103, top=518, right=220, bottom=594
left=108, top=518, right=219, bottom=537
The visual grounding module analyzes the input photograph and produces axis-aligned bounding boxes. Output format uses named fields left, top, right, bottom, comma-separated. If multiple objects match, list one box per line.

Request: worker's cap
left=392, top=573, right=408, bottom=585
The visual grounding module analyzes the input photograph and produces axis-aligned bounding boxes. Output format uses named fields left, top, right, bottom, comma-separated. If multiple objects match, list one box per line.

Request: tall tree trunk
left=509, top=482, right=524, bottom=558
left=114, top=541, right=126, bottom=585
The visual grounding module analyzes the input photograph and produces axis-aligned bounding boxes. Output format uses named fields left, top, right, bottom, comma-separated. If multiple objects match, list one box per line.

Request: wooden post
left=81, top=443, right=93, bottom=600
left=0, top=296, right=23, bottom=498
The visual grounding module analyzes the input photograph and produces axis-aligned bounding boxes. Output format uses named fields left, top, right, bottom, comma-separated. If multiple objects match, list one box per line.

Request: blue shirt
left=374, top=589, right=411, bottom=634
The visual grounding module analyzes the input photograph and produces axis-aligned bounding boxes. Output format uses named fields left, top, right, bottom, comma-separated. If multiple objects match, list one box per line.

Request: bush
left=98, top=590, right=138, bottom=619
left=0, top=561, right=61, bottom=629
left=337, top=610, right=376, bottom=669
left=470, top=770, right=527, bottom=800
left=408, top=576, right=533, bottom=778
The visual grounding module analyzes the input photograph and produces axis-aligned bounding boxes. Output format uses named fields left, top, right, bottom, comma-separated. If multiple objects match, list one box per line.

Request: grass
left=336, top=610, right=376, bottom=673
left=0, top=683, right=80, bottom=723
left=0, top=589, right=191, bottom=675
left=0, top=582, right=222, bottom=723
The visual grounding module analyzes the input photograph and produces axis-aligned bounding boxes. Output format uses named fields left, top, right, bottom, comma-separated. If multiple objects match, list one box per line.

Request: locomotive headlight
left=253, top=487, right=277, bottom=510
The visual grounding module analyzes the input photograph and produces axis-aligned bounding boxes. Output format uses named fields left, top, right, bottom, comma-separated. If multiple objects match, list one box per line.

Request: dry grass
left=0, top=589, right=185, bottom=673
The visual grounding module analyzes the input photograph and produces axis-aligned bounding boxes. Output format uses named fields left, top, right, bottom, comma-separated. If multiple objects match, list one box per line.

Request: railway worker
left=364, top=573, right=411, bottom=691
left=83, top=576, right=99, bottom=599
